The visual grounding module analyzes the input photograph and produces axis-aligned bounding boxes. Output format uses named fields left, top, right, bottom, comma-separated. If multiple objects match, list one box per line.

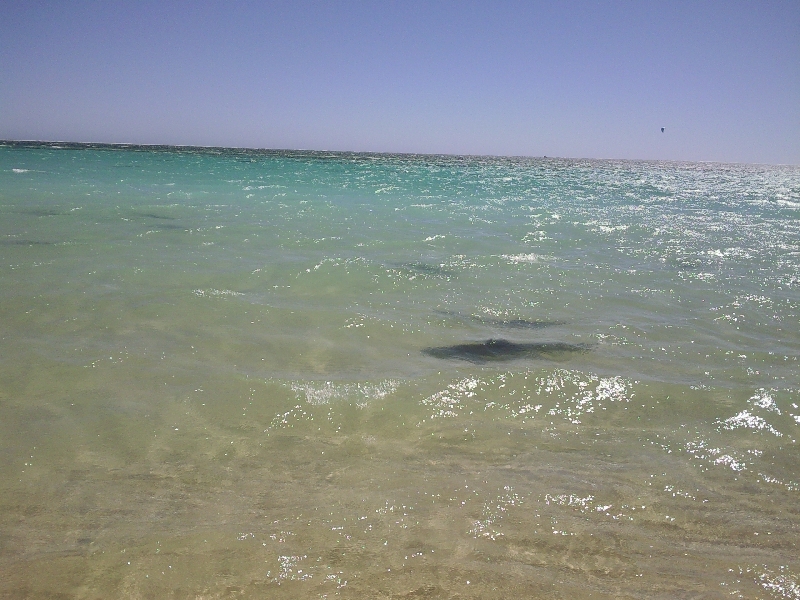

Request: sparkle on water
left=1, top=142, right=799, bottom=598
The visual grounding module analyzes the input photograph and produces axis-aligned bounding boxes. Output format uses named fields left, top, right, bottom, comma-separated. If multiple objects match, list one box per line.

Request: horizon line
left=0, top=138, right=794, bottom=168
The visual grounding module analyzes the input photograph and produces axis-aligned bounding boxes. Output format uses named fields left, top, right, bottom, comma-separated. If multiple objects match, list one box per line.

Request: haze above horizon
left=1, top=1, right=798, bottom=164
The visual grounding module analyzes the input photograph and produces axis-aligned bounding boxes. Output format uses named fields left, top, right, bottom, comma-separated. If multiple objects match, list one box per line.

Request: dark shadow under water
left=433, top=310, right=566, bottom=330
left=0, top=239, right=57, bottom=246
left=474, top=316, right=567, bottom=329
left=138, top=212, right=177, bottom=220
left=422, top=338, right=590, bottom=363
left=392, top=262, right=457, bottom=278
left=15, top=208, right=69, bottom=217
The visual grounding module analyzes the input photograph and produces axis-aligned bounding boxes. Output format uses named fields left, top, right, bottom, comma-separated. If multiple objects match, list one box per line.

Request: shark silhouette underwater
left=422, top=338, right=591, bottom=363
left=431, top=310, right=566, bottom=330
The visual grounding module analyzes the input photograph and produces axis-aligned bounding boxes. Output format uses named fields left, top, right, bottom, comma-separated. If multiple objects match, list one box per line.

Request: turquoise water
left=1, top=142, right=799, bottom=598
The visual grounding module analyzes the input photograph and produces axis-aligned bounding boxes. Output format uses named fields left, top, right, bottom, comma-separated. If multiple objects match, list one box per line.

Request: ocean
left=1, top=141, right=799, bottom=598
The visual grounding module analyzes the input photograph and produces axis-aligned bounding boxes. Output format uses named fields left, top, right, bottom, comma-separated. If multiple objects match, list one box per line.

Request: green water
left=1, top=142, right=799, bottom=598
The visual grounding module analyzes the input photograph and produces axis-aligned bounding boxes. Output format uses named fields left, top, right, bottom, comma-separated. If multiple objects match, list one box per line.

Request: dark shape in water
left=422, top=339, right=590, bottom=363
left=432, top=310, right=564, bottom=329
left=139, top=213, right=177, bottom=220
left=475, top=316, right=566, bottom=329
left=0, top=239, right=55, bottom=246
left=17, top=208, right=66, bottom=217
left=661, top=127, right=665, bottom=133
left=397, top=262, right=456, bottom=278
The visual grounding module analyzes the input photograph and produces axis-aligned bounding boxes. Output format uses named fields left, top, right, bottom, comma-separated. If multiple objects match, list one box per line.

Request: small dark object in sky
left=661, top=127, right=665, bottom=133
left=422, top=338, right=590, bottom=363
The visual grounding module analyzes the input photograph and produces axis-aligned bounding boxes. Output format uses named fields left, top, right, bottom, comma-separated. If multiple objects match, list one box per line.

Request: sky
left=1, top=1, right=798, bottom=164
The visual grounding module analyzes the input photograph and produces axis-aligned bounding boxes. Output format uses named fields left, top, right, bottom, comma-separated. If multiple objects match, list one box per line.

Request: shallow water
left=1, top=142, right=799, bottom=598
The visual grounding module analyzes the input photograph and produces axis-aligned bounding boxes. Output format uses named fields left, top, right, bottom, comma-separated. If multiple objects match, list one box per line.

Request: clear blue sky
left=1, top=1, right=798, bottom=163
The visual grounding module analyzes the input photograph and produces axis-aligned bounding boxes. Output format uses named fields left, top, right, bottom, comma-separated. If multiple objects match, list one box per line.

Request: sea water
left=1, top=142, right=799, bottom=598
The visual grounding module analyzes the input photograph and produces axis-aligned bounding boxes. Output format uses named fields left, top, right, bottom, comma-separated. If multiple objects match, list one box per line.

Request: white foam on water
left=541, top=492, right=636, bottom=524
left=758, top=473, right=800, bottom=492
left=421, top=377, right=480, bottom=418
left=749, top=389, right=781, bottom=414
left=584, top=220, right=629, bottom=233
left=290, top=379, right=399, bottom=407
left=544, top=493, right=595, bottom=511
left=500, top=253, right=550, bottom=264
left=682, top=439, right=751, bottom=472
left=718, top=410, right=783, bottom=437
left=192, top=288, right=244, bottom=298
left=469, top=486, right=522, bottom=541
left=737, top=565, right=800, bottom=599
left=271, top=554, right=311, bottom=582
left=713, top=453, right=749, bottom=471
left=543, top=372, right=633, bottom=423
